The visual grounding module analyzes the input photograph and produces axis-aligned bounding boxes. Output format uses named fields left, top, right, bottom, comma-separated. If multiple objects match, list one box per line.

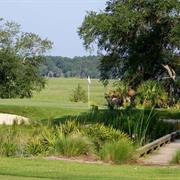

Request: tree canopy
left=0, top=18, right=53, bottom=98
left=79, top=0, right=180, bottom=86
left=40, top=56, right=100, bottom=78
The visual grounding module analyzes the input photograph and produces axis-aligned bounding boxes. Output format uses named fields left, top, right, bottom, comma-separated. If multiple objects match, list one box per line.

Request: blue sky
left=0, top=0, right=106, bottom=57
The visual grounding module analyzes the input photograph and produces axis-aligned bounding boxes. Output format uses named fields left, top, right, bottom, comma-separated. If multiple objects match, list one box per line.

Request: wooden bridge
left=136, top=131, right=180, bottom=165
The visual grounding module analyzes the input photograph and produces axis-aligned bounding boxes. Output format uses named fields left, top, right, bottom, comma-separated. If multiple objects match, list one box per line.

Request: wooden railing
left=135, top=131, right=180, bottom=158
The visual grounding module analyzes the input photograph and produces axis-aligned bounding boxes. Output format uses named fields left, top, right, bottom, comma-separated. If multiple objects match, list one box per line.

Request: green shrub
left=58, top=120, right=80, bottom=136
left=105, top=81, right=131, bottom=109
left=0, top=127, right=18, bottom=157
left=135, top=80, right=168, bottom=108
left=70, top=84, right=87, bottom=103
left=25, top=136, right=45, bottom=156
left=40, top=127, right=56, bottom=153
left=171, top=149, right=180, bottom=164
left=54, top=132, right=94, bottom=157
left=100, top=138, right=134, bottom=164
left=70, top=108, right=174, bottom=146
left=0, top=139, right=17, bottom=157
left=83, top=124, right=128, bottom=150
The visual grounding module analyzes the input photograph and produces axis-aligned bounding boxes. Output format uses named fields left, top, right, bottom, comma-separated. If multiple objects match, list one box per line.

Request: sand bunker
left=0, top=113, right=29, bottom=125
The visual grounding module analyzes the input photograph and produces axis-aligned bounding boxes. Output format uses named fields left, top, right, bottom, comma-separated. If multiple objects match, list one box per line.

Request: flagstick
left=88, top=83, right=90, bottom=109
left=87, top=76, right=91, bottom=109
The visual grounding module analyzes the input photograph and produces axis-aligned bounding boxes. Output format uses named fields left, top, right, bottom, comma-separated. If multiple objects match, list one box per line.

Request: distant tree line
left=40, top=56, right=100, bottom=78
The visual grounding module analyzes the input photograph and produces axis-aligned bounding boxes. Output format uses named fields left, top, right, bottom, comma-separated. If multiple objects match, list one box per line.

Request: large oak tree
left=79, top=0, right=180, bottom=87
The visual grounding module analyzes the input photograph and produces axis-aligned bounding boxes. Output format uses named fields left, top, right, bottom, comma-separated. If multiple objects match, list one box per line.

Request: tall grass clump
left=0, top=126, right=19, bottom=157
left=171, top=149, right=180, bottom=164
left=100, top=138, right=134, bottom=164
left=58, top=120, right=80, bottom=135
left=25, top=136, right=45, bottom=156
left=54, top=132, right=94, bottom=157
left=127, top=108, right=155, bottom=146
left=62, top=108, right=174, bottom=146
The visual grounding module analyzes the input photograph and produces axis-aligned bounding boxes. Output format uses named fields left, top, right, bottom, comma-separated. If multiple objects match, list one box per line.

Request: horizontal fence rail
left=136, top=131, right=180, bottom=158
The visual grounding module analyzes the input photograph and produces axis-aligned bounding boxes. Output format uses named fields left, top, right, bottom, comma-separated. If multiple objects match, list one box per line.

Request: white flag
left=87, top=76, right=91, bottom=84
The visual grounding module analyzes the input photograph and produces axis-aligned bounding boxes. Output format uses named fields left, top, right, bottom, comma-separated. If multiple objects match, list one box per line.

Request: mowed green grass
left=0, top=77, right=179, bottom=121
left=0, top=78, right=110, bottom=109
left=0, top=158, right=179, bottom=180
left=0, top=78, right=113, bottom=121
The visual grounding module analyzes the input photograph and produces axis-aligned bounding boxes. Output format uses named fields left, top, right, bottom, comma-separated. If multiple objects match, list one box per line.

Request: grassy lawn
left=0, top=78, right=111, bottom=109
left=0, top=78, right=179, bottom=121
left=0, top=105, right=86, bottom=121
left=0, top=158, right=179, bottom=180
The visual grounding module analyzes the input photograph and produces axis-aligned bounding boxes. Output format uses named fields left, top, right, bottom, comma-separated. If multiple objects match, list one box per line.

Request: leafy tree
left=78, top=0, right=180, bottom=86
left=0, top=18, right=53, bottom=98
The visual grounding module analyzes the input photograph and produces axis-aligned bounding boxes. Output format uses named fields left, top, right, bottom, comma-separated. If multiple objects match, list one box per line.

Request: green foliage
left=70, top=84, right=87, bottom=103
left=58, top=120, right=80, bottom=136
left=135, top=80, right=168, bottom=108
left=105, top=81, right=135, bottom=109
left=40, top=127, right=56, bottom=153
left=0, top=18, right=52, bottom=98
left=83, top=124, right=128, bottom=150
left=127, top=109, right=156, bottom=146
left=67, top=109, right=174, bottom=145
left=0, top=50, right=46, bottom=98
left=42, top=56, right=100, bottom=78
left=54, top=133, right=94, bottom=157
left=25, top=136, right=45, bottom=156
left=171, top=149, right=180, bottom=164
left=79, top=0, right=180, bottom=86
left=100, top=139, right=134, bottom=164
left=0, top=127, right=18, bottom=157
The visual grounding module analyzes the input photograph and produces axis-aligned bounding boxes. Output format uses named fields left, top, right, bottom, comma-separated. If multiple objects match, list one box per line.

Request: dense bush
left=65, top=109, right=174, bottom=146
left=100, top=139, right=134, bottom=164
left=83, top=124, right=128, bottom=150
left=70, top=84, right=87, bottom=103
left=135, top=80, right=168, bottom=108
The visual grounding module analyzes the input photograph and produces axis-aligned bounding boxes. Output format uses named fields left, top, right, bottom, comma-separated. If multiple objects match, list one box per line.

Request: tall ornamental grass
left=100, top=138, right=134, bottom=164
left=54, top=132, right=94, bottom=157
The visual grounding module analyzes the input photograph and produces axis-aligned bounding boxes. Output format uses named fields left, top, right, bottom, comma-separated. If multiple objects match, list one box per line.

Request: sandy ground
left=0, top=113, right=29, bottom=125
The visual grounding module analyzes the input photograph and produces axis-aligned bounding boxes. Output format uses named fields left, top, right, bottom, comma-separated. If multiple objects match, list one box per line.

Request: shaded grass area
left=0, top=105, right=85, bottom=121
left=0, top=105, right=179, bottom=123
left=0, top=158, right=179, bottom=180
